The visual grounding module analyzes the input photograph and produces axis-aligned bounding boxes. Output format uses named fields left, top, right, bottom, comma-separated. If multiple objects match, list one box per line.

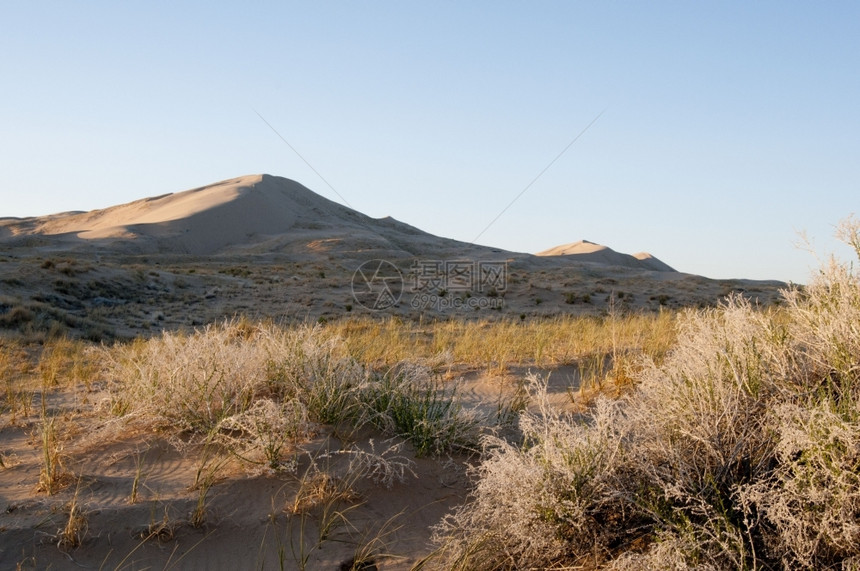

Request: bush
left=107, top=322, right=276, bottom=432
left=106, top=321, right=358, bottom=431
left=434, top=376, right=630, bottom=568
left=106, top=320, right=478, bottom=460
left=433, top=217, right=860, bottom=569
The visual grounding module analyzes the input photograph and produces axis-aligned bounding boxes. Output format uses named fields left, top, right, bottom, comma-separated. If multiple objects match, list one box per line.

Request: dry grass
left=281, top=441, right=414, bottom=570
left=36, top=406, right=66, bottom=495
left=57, top=480, right=88, bottom=549
left=102, top=320, right=489, bottom=459
left=433, top=375, right=630, bottom=569
left=325, top=310, right=677, bottom=371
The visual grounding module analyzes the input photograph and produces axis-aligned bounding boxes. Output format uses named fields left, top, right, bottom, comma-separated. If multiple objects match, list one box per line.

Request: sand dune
left=537, top=239, right=675, bottom=272
left=1, top=175, right=515, bottom=260
left=17, top=175, right=367, bottom=255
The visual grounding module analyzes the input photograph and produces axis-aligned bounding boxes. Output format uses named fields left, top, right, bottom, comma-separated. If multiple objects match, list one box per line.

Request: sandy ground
left=0, top=386, right=462, bottom=569
left=0, top=363, right=587, bottom=570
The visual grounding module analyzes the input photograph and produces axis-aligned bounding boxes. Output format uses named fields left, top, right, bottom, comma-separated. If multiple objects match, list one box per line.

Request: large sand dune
left=3, top=174, right=471, bottom=258
left=2, top=175, right=491, bottom=259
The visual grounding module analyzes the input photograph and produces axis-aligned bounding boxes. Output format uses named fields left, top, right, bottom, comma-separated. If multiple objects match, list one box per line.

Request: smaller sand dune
left=537, top=240, right=675, bottom=272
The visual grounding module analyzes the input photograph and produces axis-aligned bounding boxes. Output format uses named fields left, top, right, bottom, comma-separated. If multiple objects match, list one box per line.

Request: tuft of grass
left=190, top=434, right=230, bottom=528
left=1, top=342, right=36, bottom=422
left=219, top=398, right=311, bottom=471
left=282, top=442, right=413, bottom=570
left=57, top=479, right=88, bottom=549
left=143, top=503, right=177, bottom=542
left=129, top=448, right=148, bottom=504
left=37, top=405, right=66, bottom=495
left=38, top=338, right=69, bottom=389
left=360, top=365, right=480, bottom=456
left=287, top=453, right=362, bottom=570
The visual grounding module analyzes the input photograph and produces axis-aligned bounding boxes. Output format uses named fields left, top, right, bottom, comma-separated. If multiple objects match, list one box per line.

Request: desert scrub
left=433, top=375, right=631, bottom=569
left=738, top=402, right=860, bottom=568
left=616, top=294, right=787, bottom=569
left=105, top=324, right=270, bottom=432
left=434, top=218, right=860, bottom=570
left=104, top=320, right=349, bottom=433
left=104, top=320, right=480, bottom=459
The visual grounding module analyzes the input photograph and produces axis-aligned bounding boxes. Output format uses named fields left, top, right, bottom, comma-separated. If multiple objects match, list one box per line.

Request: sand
left=0, top=384, right=471, bottom=569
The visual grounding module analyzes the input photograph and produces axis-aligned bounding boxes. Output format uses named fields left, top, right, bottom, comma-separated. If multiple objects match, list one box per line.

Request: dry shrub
left=106, top=323, right=271, bottom=432
left=340, top=439, right=416, bottom=489
left=607, top=531, right=722, bottom=571
left=219, top=398, right=312, bottom=471
left=105, top=321, right=353, bottom=433
left=433, top=376, right=631, bottom=569
left=739, top=403, right=860, bottom=568
left=105, top=320, right=477, bottom=461
left=434, top=217, right=860, bottom=570
left=613, top=295, right=788, bottom=567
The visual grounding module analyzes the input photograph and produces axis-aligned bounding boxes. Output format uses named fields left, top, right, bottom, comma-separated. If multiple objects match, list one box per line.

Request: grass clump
left=105, top=320, right=479, bottom=460
left=37, top=405, right=67, bottom=495
left=361, top=365, right=480, bottom=456
left=106, top=322, right=273, bottom=432
left=57, top=480, right=88, bottom=549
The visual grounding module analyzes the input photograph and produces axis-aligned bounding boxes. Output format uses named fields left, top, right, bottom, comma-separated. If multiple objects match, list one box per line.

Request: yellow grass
left=323, top=311, right=678, bottom=371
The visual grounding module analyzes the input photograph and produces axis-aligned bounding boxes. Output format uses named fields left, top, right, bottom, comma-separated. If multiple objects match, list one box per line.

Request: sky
left=2, top=2, right=858, bottom=283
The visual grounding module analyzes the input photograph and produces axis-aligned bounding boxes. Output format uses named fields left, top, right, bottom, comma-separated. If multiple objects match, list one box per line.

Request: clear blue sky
left=2, top=2, right=858, bottom=283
